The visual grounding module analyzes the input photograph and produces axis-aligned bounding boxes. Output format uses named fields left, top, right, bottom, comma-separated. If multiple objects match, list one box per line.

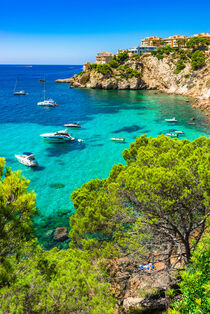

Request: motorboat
left=78, top=138, right=84, bottom=143
left=64, top=123, right=81, bottom=128
left=37, top=80, right=57, bottom=106
left=37, top=98, right=57, bottom=107
left=15, top=152, right=38, bottom=167
left=40, top=129, right=75, bottom=142
left=13, top=79, right=26, bottom=95
left=174, top=130, right=184, bottom=134
left=111, top=137, right=125, bottom=142
left=166, top=133, right=178, bottom=137
left=165, top=117, right=177, bottom=122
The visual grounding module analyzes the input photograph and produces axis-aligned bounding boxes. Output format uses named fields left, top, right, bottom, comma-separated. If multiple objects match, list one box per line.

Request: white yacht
left=15, top=152, right=38, bottom=167
left=174, top=130, right=184, bottom=134
left=165, top=117, right=177, bottom=122
left=40, top=129, right=75, bottom=142
left=166, top=133, right=178, bottom=137
left=111, top=137, right=125, bottom=142
left=37, top=80, right=57, bottom=106
left=14, top=90, right=26, bottom=95
left=13, top=79, right=26, bottom=95
left=37, top=98, right=57, bottom=107
left=64, top=123, right=81, bottom=128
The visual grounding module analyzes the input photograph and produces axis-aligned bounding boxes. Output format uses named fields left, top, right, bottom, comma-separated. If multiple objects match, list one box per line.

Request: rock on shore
left=56, top=54, right=210, bottom=117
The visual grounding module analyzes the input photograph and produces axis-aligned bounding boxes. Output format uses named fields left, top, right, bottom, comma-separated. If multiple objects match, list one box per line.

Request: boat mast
left=14, top=79, right=17, bottom=93
left=43, top=78, right=46, bottom=100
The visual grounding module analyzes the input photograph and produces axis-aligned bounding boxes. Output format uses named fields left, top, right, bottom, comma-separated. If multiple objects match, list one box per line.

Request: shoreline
left=55, top=78, right=210, bottom=124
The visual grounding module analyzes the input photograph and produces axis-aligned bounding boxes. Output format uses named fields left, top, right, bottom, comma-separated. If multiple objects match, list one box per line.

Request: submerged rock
left=54, top=227, right=68, bottom=241
left=49, top=183, right=65, bottom=189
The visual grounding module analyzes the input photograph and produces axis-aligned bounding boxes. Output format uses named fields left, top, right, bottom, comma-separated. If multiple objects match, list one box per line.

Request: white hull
left=37, top=100, right=56, bottom=107
left=64, top=124, right=81, bottom=128
left=166, top=133, right=178, bottom=137
left=41, top=136, right=73, bottom=142
left=40, top=130, right=75, bottom=143
left=14, top=91, right=26, bottom=95
left=165, top=117, right=177, bottom=122
left=111, top=138, right=125, bottom=142
left=15, top=155, right=38, bottom=167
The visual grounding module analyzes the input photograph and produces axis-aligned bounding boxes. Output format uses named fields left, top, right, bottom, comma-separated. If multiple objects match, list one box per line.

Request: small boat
left=64, top=123, right=81, bottom=128
left=40, top=129, right=75, bottom=142
left=39, top=79, right=46, bottom=82
left=13, top=79, right=26, bottom=95
left=174, top=130, right=184, bottom=134
left=78, top=138, right=84, bottom=143
left=166, top=133, right=178, bottom=137
left=111, top=138, right=125, bottom=142
left=165, top=117, right=177, bottom=122
left=15, top=152, right=38, bottom=167
left=14, top=90, right=26, bottom=95
left=37, top=80, right=57, bottom=106
left=37, top=98, right=57, bottom=107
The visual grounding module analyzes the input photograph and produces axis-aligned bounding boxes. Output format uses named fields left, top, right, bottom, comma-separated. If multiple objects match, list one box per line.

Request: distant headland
left=56, top=32, right=210, bottom=119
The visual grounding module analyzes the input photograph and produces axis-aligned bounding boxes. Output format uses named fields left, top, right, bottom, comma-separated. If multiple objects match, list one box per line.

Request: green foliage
left=70, top=135, right=209, bottom=264
left=0, top=158, right=37, bottom=287
left=174, top=60, right=186, bottom=74
left=114, top=51, right=129, bottom=63
left=0, top=248, right=116, bottom=313
left=108, top=59, right=120, bottom=68
left=170, top=229, right=210, bottom=313
left=186, top=37, right=209, bottom=51
left=191, top=50, right=206, bottom=70
left=76, top=71, right=84, bottom=76
left=89, top=63, right=97, bottom=70
left=184, top=74, right=190, bottom=78
left=117, top=64, right=142, bottom=79
left=131, top=54, right=141, bottom=59
left=157, top=54, right=164, bottom=60
left=95, top=64, right=112, bottom=75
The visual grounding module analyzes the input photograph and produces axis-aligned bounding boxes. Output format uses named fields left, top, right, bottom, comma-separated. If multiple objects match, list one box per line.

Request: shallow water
left=0, top=65, right=209, bottom=247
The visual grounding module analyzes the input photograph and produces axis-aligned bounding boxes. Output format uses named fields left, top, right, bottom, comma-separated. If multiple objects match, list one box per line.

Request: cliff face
left=56, top=54, right=210, bottom=114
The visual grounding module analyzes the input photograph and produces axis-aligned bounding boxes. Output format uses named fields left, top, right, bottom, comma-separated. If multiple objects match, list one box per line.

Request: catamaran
left=37, top=80, right=57, bottom=106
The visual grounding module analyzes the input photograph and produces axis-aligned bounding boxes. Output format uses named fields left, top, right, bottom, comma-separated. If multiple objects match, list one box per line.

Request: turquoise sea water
left=0, top=65, right=209, bottom=247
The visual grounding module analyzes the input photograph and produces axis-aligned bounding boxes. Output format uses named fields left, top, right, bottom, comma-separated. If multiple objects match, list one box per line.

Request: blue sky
left=0, top=0, right=209, bottom=64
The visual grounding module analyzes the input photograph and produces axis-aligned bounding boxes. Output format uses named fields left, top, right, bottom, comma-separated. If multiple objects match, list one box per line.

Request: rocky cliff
left=56, top=54, right=210, bottom=116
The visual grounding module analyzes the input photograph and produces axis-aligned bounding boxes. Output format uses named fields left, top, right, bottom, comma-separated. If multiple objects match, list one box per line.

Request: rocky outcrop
left=107, top=257, right=169, bottom=313
left=55, top=78, right=72, bottom=83
left=62, top=54, right=210, bottom=117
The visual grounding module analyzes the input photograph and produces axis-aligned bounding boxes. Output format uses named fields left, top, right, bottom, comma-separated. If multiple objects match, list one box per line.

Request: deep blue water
left=0, top=65, right=209, bottom=247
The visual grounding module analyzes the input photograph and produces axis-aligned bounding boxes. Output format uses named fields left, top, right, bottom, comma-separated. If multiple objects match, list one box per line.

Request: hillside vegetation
left=0, top=135, right=209, bottom=312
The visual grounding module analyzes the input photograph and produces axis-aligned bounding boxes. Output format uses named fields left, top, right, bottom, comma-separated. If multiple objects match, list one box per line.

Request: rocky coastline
left=56, top=54, right=210, bottom=120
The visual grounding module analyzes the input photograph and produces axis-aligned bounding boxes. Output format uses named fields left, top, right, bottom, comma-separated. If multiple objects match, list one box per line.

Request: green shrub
left=157, top=54, right=164, bottom=60
left=89, top=63, right=97, bottom=70
left=184, top=74, right=190, bottom=78
left=170, top=231, right=210, bottom=313
left=174, top=60, right=186, bottom=74
left=128, top=69, right=142, bottom=78
left=115, top=51, right=129, bottom=63
left=191, top=50, right=206, bottom=70
left=108, top=59, right=120, bottom=68
left=96, top=64, right=112, bottom=75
